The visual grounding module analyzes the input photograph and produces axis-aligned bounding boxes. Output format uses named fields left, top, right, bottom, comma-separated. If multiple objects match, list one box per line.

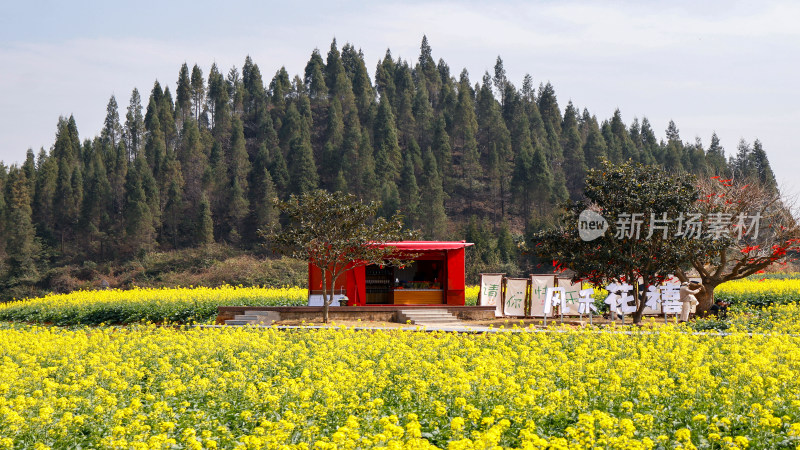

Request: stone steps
left=397, top=309, right=462, bottom=326
left=224, top=311, right=280, bottom=326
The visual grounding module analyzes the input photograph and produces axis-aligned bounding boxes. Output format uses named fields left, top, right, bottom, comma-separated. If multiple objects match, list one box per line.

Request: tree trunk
left=695, top=283, right=718, bottom=316
left=633, top=287, right=647, bottom=325
left=321, top=270, right=329, bottom=324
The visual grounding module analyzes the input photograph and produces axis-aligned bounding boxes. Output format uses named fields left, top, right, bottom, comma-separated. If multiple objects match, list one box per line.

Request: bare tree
left=676, top=176, right=800, bottom=312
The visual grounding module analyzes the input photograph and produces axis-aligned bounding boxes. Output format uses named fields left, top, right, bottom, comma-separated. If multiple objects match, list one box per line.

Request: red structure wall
left=307, top=241, right=472, bottom=306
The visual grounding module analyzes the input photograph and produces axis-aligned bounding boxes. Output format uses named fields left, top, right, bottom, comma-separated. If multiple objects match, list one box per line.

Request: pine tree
left=123, top=163, right=155, bottom=255
left=417, top=36, right=441, bottom=108
left=207, top=63, right=231, bottom=139
left=373, top=96, right=401, bottom=179
left=431, top=116, right=452, bottom=187
left=190, top=64, right=205, bottom=123
left=102, top=96, right=123, bottom=149
left=162, top=168, right=184, bottom=248
left=4, top=167, right=38, bottom=280
left=749, top=139, right=777, bottom=190
left=246, top=143, right=278, bottom=242
left=398, top=152, right=420, bottom=227
left=379, top=179, right=400, bottom=219
left=33, top=149, right=57, bottom=243
left=79, top=148, right=112, bottom=257
left=176, top=63, right=192, bottom=124
left=304, top=48, right=328, bottom=102
left=561, top=105, right=587, bottom=200
left=664, top=120, right=684, bottom=172
left=419, top=148, right=447, bottom=238
left=197, top=192, right=214, bottom=245
left=496, top=221, right=514, bottom=263
left=125, top=88, right=145, bottom=159
left=412, top=71, right=435, bottom=152
left=287, top=129, right=318, bottom=196
left=706, top=132, right=728, bottom=176
left=242, top=56, right=270, bottom=152
left=177, top=120, right=209, bottom=209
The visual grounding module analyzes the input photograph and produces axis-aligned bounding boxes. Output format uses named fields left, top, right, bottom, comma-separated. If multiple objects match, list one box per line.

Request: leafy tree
left=263, top=189, right=417, bottom=322
left=531, top=160, right=698, bottom=324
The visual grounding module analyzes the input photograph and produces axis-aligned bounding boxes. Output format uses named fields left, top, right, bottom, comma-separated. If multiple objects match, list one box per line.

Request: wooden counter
left=393, top=289, right=444, bottom=304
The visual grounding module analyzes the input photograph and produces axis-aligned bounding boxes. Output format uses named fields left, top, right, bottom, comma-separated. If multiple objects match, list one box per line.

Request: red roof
left=378, top=241, right=474, bottom=251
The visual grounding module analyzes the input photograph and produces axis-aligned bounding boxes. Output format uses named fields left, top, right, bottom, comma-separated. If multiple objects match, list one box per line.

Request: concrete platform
left=216, top=305, right=495, bottom=325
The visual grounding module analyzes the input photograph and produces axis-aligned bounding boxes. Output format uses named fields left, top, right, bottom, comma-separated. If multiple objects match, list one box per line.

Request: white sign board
left=557, top=278, right=583, bottom=315
left=530, top=275, right=555, bottom=317
left=504, top=278, right=528, bottom=317
left=479, top=274, right=504, bottom=317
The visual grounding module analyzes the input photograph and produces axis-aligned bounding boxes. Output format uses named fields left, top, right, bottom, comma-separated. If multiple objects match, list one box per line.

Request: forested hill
left=0, top=36, right=778, bottom=294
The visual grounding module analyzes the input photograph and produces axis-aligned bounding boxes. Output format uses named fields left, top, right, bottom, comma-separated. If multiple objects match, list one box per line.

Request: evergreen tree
left=398, top=152, right=420, bottom=227
left=161, top=161, right=184, bottom=249
left=176, top=63, right=192, bottom=124
left=287, top=129, right=318, bottom=196
left=373, top=96, right=401, bottom=179
left=33, top=149, right=57, bottom=243
left=190, top=64, right=205, bottom=123
left=341, top=43, right=375, bottom=124
left=749, top=139, right=777, bottom=191
left=197, top=192, right=214, bottom=245
left=419, top=147, right=447, bottom=238
left=242, top=56, right=270, bottom=153
left=496, top=221, right=514, bottom=263
left=125, top=88, right=145, bottom=159
left=4, top=168, right=38, bottom=281
left=79, top=148, right=112, bottom=257
left=379, top=179, right=400, bottom=219
left=706, top=132, right=728, bottom=176
left=412, top=71, right=435, bottom=152
left=123, top=163, right=155, bottom=254
left=304, top=48, right=328, bottom=102
left=417, top=36, right=441, bottom=107
left=431, top=116, right=452, bottom=186
left=561, top=104, right=587, bottom=200
left=102, top=96, right=123, bottom=149
left=663, top=120, right=684, bottom=172
left=207, top=63, right=231, bottom=139
left=177, top=120, right=209, bottom=209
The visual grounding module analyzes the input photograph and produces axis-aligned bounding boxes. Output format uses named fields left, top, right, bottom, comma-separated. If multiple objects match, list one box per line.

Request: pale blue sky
left=1, top=0, right=798, bottom=193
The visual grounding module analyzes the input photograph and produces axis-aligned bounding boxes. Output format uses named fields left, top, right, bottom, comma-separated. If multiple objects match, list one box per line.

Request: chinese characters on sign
left=479, top=274, right=505, bottom=317
left=612, top=212, right=761, bottom=240
left=504, top=278, right=528, bottom=317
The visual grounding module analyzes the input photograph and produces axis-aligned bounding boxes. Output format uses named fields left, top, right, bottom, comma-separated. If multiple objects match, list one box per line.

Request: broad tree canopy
left=531, top=160, right=698, bottom=323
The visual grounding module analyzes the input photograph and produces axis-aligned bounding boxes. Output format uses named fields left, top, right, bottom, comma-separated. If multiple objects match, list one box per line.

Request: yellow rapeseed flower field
left=0, top=286, right=307, bottom=325
left=1, top=323, right=799, bottom=449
